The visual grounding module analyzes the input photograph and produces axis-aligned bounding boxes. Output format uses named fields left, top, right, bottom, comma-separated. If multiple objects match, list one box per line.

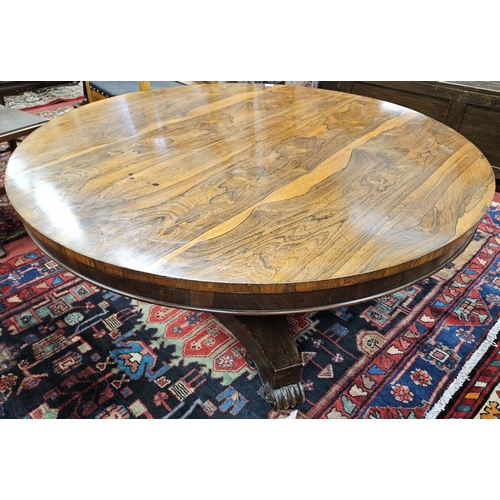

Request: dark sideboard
left=319, top=81, right=500, bottom=180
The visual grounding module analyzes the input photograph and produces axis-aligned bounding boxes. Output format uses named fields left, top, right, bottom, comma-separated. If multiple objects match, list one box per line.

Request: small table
left=0, top=105, right=47, bottom=257
left=4, top=84, right=495, bottom=410
left=0, top=104, right=47, bottom=151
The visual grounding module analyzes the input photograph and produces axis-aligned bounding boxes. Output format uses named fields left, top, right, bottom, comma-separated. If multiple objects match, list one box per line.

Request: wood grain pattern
left=320, top=81, right=500, bottom=178
left=5, top=83, right=495, bottom=313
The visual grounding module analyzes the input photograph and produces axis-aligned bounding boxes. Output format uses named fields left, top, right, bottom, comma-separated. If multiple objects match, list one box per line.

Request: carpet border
left=425, top=314, right=500, bottom=418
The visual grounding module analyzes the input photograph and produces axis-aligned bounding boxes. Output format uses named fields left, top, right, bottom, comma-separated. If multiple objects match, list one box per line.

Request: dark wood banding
left=23, top=221, right=478, bottom=314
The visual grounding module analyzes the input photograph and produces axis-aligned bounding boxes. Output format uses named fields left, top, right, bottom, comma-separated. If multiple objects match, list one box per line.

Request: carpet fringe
left=425, top=315, right=500, bottom=418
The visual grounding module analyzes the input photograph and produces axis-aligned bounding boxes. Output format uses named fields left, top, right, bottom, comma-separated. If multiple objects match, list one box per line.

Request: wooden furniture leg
left=214, top=313, right=305, bottom=410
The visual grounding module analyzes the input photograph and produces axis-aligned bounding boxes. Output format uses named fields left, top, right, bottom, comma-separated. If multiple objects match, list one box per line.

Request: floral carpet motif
left=435, top=329, right=500, bottom=418
left=0, top=194, right=500, bottom=419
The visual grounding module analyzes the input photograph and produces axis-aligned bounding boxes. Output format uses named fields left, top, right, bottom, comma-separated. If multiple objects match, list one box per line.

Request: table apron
left=24, top=224, right=479, bottom=315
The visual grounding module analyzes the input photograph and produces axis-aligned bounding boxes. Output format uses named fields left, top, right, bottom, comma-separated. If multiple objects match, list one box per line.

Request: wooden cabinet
left=319, top=81, right=500, bottom=179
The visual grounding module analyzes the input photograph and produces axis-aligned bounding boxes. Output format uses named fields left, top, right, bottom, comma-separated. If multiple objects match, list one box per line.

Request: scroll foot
left=262, top=381, right=305, bottom=411
left=214, top=313, right=304, bottom=410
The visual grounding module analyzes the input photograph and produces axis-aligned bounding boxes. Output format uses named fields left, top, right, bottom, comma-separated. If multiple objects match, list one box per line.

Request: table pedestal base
left=214, top=313, right=305, bottom=410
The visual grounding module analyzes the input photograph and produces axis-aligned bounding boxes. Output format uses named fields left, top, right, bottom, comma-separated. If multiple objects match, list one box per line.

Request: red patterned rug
left=1, top=193, right=500, bottom=418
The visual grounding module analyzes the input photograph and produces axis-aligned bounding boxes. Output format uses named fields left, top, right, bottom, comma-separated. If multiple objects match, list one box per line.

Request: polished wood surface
left=320, top=81, right=500, bottom=179
left=5, top=83, right=495, bottom=313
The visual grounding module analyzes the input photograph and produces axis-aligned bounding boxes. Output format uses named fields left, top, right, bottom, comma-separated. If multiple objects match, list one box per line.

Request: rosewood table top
left=5, top=83, right=495, bottom=314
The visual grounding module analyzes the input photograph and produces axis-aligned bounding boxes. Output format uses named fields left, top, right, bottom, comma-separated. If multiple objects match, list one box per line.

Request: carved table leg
left=214, top=313, right=305, bottom=410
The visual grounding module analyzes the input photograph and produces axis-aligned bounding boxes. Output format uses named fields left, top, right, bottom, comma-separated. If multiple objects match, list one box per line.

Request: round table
left=5, top=83, right=495, bottom=409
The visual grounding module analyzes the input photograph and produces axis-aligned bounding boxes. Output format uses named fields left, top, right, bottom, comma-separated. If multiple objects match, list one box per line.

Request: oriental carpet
left=0, top=194, right=500, bottom=419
